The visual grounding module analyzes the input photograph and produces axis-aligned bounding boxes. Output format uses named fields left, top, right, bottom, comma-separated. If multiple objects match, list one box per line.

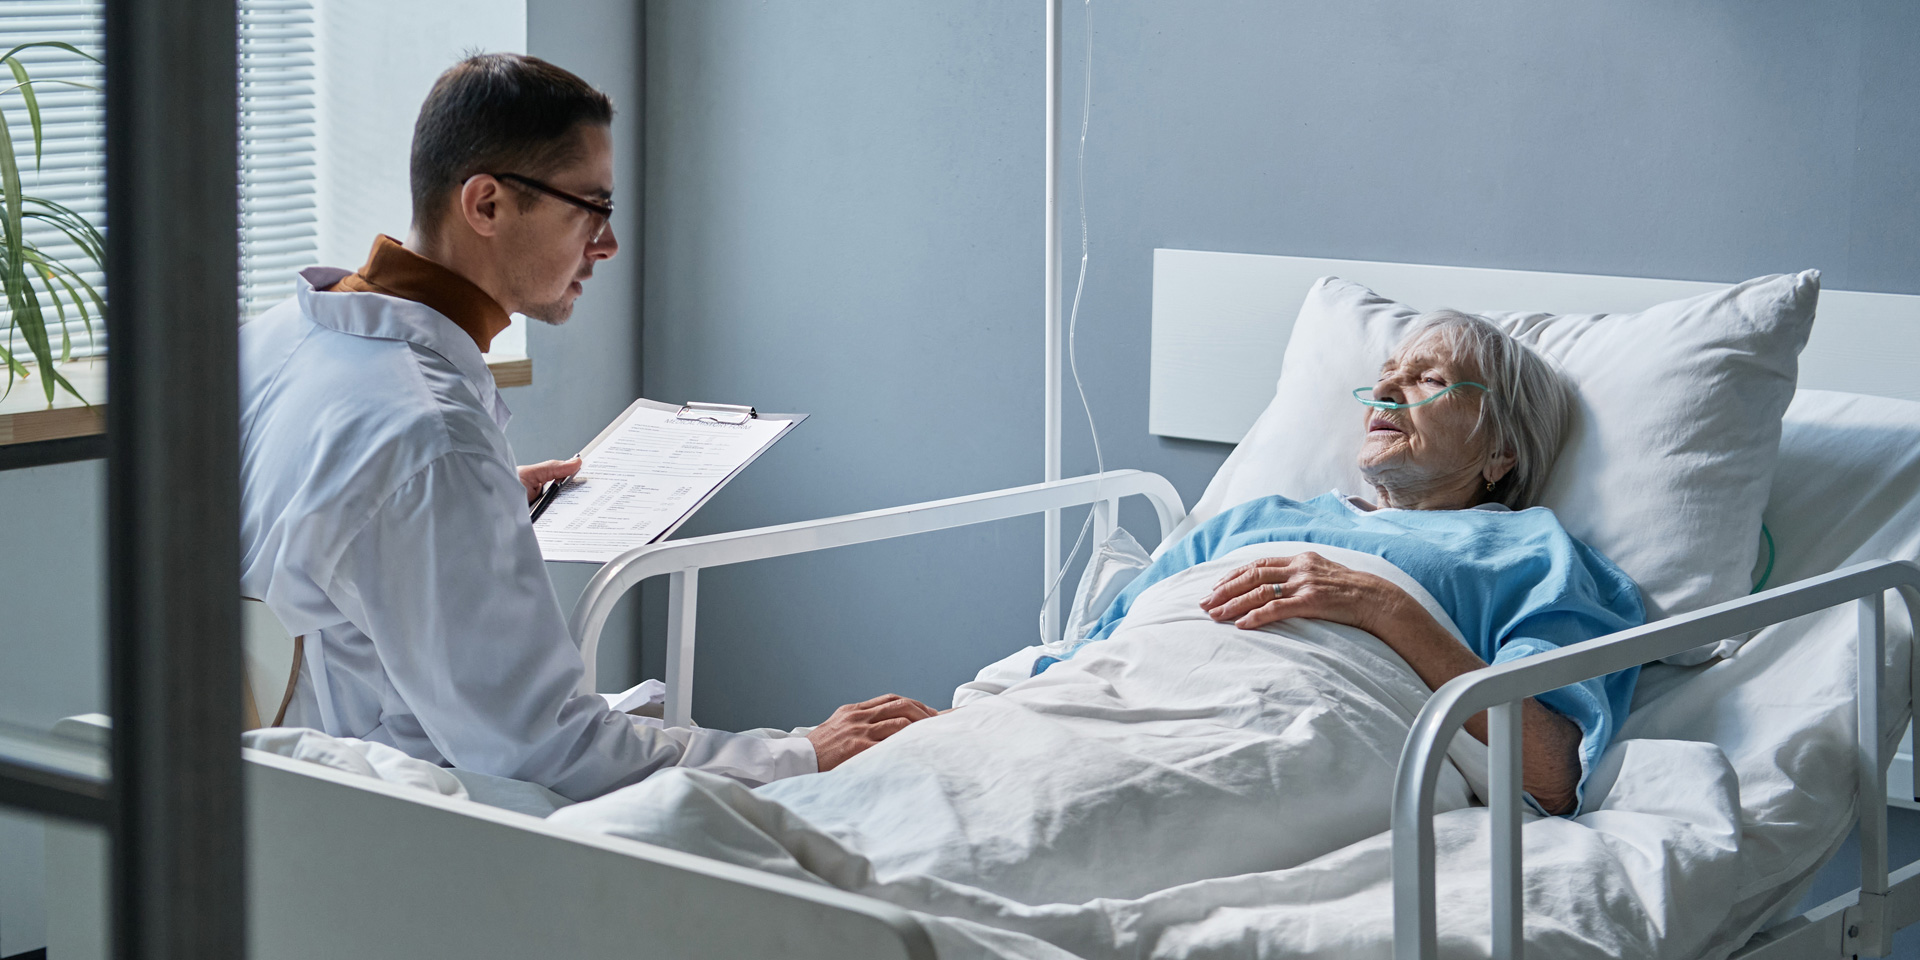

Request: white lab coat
left=237, top=268, right=815, bottom=800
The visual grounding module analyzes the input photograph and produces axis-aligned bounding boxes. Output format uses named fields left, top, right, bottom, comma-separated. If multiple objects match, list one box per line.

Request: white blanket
left=549, top=542, right=1830, bottom=959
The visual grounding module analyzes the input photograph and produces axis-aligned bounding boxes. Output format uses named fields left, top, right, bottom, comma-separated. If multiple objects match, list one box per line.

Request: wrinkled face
left=1356, top=336, right=1492, bottom=493
left=499, top=123, right=618, bottom=324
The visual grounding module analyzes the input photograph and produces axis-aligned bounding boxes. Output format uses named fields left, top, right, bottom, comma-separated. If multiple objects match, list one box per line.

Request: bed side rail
left=568, top=469, right=1187, bottom=724
left=44, top=742, right=938, bottom=960
left=1392, top=559, right=1920, bottom=960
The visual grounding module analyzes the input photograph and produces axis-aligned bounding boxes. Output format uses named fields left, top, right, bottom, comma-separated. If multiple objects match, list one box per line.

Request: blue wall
left=509, top=0, right=648, bottom=693
left=643, top=1, right=1050, bottom=729
left=643, top=0, right=1920, bottom=732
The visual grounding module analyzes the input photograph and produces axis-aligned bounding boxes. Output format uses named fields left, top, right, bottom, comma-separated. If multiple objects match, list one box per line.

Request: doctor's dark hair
left=409, top=53, right=613, bottom=237
left=1396, top=310, right=1574, bottom=510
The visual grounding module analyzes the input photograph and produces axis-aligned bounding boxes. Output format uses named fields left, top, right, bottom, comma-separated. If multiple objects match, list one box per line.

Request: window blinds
left=237, top=0, right=316, bottom=321
left=0, top=0, right=105, bottom=360
left=0, top=0, right=315, bottom=366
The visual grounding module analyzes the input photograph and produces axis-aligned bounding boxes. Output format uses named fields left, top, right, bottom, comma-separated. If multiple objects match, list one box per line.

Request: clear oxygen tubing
left=1752, top=523, right=1776, bottom=593
left=1351, top=382, right=1489, bottom=410
left=1038, top=0, right=1103, bottom=643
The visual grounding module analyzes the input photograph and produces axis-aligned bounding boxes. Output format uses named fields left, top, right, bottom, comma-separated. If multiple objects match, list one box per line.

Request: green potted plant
left=1, top=40, right=104, bottom=406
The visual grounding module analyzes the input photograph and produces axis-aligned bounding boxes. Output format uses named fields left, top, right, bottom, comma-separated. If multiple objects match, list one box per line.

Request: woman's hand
left=517, top=456, right=583, bottom=504
left=1201, top=551, right=1416, bottom=635
left=1202, top=551, right=1583, bottom=814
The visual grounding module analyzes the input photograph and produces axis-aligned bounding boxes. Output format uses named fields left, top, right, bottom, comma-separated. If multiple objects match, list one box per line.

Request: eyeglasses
left=489, top=172, right=614, bottom=242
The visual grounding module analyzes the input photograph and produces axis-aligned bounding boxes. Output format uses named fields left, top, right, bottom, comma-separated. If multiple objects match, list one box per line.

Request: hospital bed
left=42, top=255, right=1920, bottom=959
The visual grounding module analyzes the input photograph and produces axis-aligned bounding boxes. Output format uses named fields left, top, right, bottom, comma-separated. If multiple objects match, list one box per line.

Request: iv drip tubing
left=1042, top=0, right=1063, bottom=642
left=1040, top=0, right=1102, bottom=640
left=1068, top=0, right=1102, bottom=477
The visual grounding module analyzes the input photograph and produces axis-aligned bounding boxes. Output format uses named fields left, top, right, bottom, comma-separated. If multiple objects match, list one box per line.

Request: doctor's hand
left=806, top=694, right=937, bottom=772
left=517, top=456, right=583, bottom=504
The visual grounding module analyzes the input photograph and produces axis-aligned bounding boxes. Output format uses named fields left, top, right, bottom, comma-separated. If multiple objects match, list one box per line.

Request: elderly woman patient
left=1072, top=308, right=1642, bottom=816
left=552, top=310, right=1645, bottom=913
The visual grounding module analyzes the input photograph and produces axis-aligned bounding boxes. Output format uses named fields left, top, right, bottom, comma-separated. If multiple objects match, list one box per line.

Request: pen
left=529, top=476, right=571, bottom=522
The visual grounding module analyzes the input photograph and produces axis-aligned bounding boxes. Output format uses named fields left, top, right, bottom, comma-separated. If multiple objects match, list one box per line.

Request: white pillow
left=1640, top=388, right=1920, bottom=663
left=1173, top=272, right=1820, bottom=657
left=1764, top=390, right=1920, bottom=590
left=1064, top=526, right=1153, bottom=643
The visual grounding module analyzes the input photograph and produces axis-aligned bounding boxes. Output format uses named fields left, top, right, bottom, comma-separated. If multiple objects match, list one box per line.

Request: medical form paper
left=532, top=398, right=805, bottom=563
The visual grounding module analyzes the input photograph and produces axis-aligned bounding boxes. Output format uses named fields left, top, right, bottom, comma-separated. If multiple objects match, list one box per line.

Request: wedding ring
left=1270, top=582, right=1283, bottom=600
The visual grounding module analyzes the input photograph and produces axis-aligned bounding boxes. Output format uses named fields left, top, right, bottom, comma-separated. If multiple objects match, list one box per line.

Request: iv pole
left=1042, top=0, right=1064, bottom=645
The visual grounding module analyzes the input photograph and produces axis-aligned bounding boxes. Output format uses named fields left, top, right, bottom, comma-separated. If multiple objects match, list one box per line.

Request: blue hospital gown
left=1067, top=492, right=1646, bottom=812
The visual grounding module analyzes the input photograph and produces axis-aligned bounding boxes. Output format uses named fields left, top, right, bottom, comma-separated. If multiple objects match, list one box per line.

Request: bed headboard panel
left=1149, top=248, right=1920, bottom=444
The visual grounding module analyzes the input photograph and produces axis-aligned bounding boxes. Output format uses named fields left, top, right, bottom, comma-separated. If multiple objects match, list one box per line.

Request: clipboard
left=530, top=397, right=807, bottom=562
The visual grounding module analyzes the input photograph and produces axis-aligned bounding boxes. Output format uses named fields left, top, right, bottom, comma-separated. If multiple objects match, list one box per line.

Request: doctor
left=238, top=53, right=933, bottom=801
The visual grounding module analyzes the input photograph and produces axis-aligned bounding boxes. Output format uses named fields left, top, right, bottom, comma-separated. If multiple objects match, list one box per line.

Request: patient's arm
left=1202, top=553, right=1583, bottom=814
left=1353, top=600, right=1583, bottom=815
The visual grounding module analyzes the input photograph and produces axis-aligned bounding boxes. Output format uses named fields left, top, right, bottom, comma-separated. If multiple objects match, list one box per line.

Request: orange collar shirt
left=324, top=234, right=513, bottom=352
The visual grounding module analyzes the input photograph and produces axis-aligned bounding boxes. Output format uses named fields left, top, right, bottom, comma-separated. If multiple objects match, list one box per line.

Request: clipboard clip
left=676, top=401, right=758, bottom=425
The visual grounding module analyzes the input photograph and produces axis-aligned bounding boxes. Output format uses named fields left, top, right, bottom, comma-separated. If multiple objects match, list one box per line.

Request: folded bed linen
left=242, top=726, right=576, bottom=818
left=553, top=537, right=1890, bottom=960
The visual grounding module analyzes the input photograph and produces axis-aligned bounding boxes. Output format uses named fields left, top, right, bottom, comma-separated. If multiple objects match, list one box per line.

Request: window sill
left=490, top=353, right=532, bottom=389
left=0, top=358, right=107, bottom=446
left=0, top=353, right=533, bottom=449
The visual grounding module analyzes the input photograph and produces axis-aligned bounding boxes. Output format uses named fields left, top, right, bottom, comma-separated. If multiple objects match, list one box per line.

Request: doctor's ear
left=454, top=174, right=506, bottom=238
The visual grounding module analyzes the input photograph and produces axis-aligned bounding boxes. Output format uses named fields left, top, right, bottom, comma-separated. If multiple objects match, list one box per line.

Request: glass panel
left=0, top=456, right=106, bottom=954
left=0, top=718, right=109, bottom=957
left=1, top=805, right=109, bottom=959
left=0, top=460, right=107, bottom=735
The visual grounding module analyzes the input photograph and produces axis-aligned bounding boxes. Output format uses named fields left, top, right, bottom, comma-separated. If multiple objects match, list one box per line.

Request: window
left=0, top=0, right=316, bottom=361
left=309, top=0, right=527, bottom=359
left=310, top=0, right=525, bottom=274
left=238, top=0, right=317, bottom=320
left=0, top=0, right=525, bottom=434
left=0, top=0, right=106, bottom=361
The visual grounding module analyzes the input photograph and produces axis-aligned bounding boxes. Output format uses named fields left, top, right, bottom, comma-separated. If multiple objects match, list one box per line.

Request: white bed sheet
left=242, top=727, right=576, bottom=818
left=545, top=534, right=1909, bottom=960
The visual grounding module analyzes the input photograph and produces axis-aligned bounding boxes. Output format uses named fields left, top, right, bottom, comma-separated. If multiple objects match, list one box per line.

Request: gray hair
left=1396, top=310, right=1574, bottom=509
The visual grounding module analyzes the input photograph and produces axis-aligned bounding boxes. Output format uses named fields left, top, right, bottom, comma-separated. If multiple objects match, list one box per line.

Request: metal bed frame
left=567, top=469, right=1185, bottom=726
left=560, top=468, right=1920, bottom=960
left=1393, top=560, right=1920, bottom=960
